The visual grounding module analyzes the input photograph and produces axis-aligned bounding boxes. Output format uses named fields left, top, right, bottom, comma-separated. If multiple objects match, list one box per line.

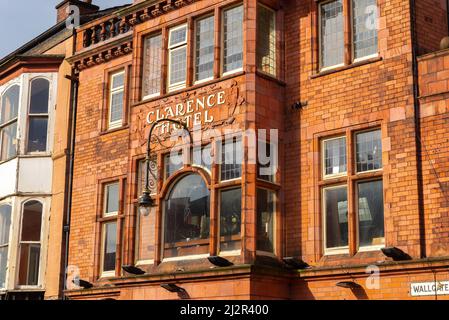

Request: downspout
left=61, top=28, right=79, bottom=300
left=409, top=0, right=426, bottom=258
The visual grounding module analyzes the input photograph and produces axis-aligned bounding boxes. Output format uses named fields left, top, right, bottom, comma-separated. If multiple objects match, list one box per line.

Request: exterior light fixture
left=138, top=118, right=191, bottom=216
left=336, top=281, right=361, bottom=289
left=160, top=283, right=186, bottom=293
left=282, top=257, right=310, bottom=270
left=207, top=256, right=234, bottom=267
left=122, top=265, right=146, bottom=275
left=381, top=247, right=411, bottom=261
left=72, top=278, right=93, bottom=289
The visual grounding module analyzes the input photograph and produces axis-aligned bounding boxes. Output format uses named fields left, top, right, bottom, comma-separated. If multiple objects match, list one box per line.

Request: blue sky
left=0, top=0, right=131, bottom=59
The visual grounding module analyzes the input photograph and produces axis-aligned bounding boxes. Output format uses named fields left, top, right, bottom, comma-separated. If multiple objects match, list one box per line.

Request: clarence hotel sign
left=146, top=90, right=229, bottom=133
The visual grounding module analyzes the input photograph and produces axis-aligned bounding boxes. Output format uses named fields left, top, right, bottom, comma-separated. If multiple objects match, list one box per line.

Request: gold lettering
left=146, top=111, right=155, bottom=124
left=204, top=110, right=214, bottom=123
left=196, top=97, right=205, bottom=111
left=207, top=94, right=215, bottom=107
left=176, top=103, right=185, bottom=116
left=165, top=106, right=174, bottom=118
left=217, top=91, right=225, bottom=105
left=193, top=112, right=202, bottom=125
left=187, top=100, right=194, bottom=113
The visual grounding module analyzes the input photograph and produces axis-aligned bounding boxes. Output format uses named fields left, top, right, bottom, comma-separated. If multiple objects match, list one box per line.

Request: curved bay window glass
left=164, top=174, right=210, bottom=258
left=257, top=189, right=276, bottom=253
left=0, top=204, right=11, bottom=289
left=358, top=180, right=384, bottom=248
left=220, top=188, right=242, bottom=252
left=18, top=201, right=43, bottom=286
left=0, top=85, right=20, bottom=161
left=323, top=186, right=348, bottom=253
left=27, top=79, right=49, bottom=153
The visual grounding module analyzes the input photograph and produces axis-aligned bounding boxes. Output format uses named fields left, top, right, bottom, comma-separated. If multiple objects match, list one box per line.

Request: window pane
left=1, top=121, right=17, bottom=161
left=358, top=180, right=384, bottom=247
left=169, top=46, right=187, bottom=87
left=111, top=73, right=124, bottom=89
left=142, top=34, right=162, bottom=97
left=27, top=117, right=48, bottom=153
left=138, top=158, right=158, bottom=196
left=223, top=5, right=243, bottom=73
left=320, top=0, right=344, bottom=68
left=323, top=137, right=346, bottom=177
left=195, top=16, right=215, bottom=82
left=135, top=206, right=156, bottom=262
left=258, top=141, right=277, bottom=183
left=0, top=205, right=11, bottom=246
left=257, top=189, right=275, bottom=253
left=110, top=91, right=123, bottom=123
left=0, top=246, right=7, bottom=288
left=257, top=5, right=276, bottom=76
left=103, top=222, right=117, bottom=272
left=353, top=0, right=378, bottom=59
left=220, top=188, right=242, bottom=252
left=192, top=144, right=212, bottom=172
left=164, top=174, right=210, bottom=258
left=29, top=79, right=49, bottom=114
left=356, top=130, right=382, bottom=172
left=324, top=186, right=348, bottom=250
left=0, top=205, right=11, bottom=289
left=105, top=183, right=119, bottom=215
left=164, top=152, right=183, bottom=180
left=18, top=243, right=40, bottom=286
left=21, top=201, right=42, bottom=242
left=169, top=25, right=187, bottom=47
left=220, top=138, right=242, bottom=181
left=0, top=85, right=20, bottom=125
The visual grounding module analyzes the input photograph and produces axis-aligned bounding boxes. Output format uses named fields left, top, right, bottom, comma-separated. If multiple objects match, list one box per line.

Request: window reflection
left=164, top=174, right=210, bottom=258
left=220, top=188, right=242, bottom=252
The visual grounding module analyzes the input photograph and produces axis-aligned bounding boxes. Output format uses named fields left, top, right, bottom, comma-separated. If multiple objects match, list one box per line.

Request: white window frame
left=103, top=182, right=119, bottom=218
left=221, top=4, right=244, bottom=77
left=108, top=70, right=125, bottom=130
left=0, top=203, right=12, bottom=291
left=322, top=185, right=350, bottom=256
left=168, top=24, right=188, bottom=92
left=194, top=14, right=215, bottom=85
left=100, top=221, right=118, bottom=278
left=356, top=179, right=385, bottom=252
left=15, top=199, right=46, bottom=290
left=354, top=128, right=383, bottom=174
left=142, top=33, right=163, bottom=100
left=351, top=0, right=379, bottom=63
left=26, top=77, right=50, bottom=155
left=0, top=84, right=20, bottom=163
left=322, top=136, right=347, bottom=180
left=318, top=0, right=345, bottom=72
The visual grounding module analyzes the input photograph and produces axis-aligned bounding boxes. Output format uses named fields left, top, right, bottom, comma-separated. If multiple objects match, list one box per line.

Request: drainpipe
left=409, top=0, right=426, bottom=259
left=61, top=28, right=79, bottom=300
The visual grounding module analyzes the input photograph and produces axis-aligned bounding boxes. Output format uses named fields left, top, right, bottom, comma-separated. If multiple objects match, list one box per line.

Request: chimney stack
left=56, top=0, right=99, bottom=23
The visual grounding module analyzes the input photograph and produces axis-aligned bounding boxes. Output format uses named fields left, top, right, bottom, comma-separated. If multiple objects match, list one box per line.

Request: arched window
left=0, top=204, right=11, bottom=289
left=27, top=78, right=49, bottom=153
left=0, top=85, right=20, bottom=161
left=164, top=174, right=210, bottom=258
left=18, top=200, right=43, bottom=286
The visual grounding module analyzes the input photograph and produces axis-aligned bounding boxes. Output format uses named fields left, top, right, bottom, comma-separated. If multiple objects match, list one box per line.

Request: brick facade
left=63, top=0, right=449, bottom=300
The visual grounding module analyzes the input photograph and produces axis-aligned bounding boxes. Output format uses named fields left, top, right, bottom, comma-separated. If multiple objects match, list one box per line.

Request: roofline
left=0, top=4, right=132, bottom=68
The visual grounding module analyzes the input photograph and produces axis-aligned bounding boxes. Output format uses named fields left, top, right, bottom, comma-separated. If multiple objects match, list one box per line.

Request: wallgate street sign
left=410, top=281, right=449, bottom=297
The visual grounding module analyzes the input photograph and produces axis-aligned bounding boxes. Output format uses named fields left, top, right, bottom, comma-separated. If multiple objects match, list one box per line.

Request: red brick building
left=63, top=0, right=449, bottom=300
